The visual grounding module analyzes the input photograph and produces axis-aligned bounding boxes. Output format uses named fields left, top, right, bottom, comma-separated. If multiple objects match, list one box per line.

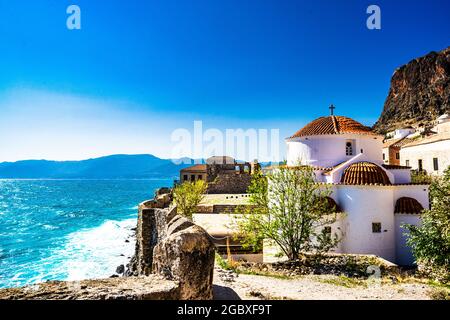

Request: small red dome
left=341, top=162, right=391, bottom=185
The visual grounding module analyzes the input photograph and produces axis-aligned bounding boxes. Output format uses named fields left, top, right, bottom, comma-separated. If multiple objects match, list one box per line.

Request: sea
left=0, top=178, right=173, bottom=289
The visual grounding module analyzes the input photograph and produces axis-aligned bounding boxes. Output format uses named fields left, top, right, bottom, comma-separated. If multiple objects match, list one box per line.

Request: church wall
left=392, top=185, right=429, bottom=210
left=387, top=169, right=411, bottom=184
left=394, top=214, right=421, bottom=266
left=335, top=185, right=396, bottom=262
left=287, top=135, right=383, bottom=168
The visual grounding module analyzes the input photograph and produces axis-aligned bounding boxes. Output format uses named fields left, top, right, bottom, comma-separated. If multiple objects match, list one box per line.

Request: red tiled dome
left=394, top=197, right=424, bottom=214
left=289, top=116, right=375, bottom=138
left=341, top=162, right=391, bottom=185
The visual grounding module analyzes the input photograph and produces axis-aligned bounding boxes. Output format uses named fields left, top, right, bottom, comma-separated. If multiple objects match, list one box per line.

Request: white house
left=400, top=114, right=450, bottom=175
left=285, top=110, right=429, bottom=265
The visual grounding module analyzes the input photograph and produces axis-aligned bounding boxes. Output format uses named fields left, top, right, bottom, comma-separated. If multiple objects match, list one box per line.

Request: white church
left=285, top=107, right=429, bottom=265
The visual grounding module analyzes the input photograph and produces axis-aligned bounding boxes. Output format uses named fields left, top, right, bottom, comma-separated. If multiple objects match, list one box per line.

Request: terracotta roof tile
left=288, top=116, right=377, bottom=139
left=341, top=162, right=391, bottom=185
left=402, top=132, right=450, bottom=148
left=383, top=137, right=404, bottom=148
left=180, top=164, right=207, bottom=172
left=394, top=197, right=424, bottom=214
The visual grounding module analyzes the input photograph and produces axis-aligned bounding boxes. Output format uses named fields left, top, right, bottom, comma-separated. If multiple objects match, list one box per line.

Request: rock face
left=373, top=46, right=450, bottom=133
left=126, top=201, right=215, bottom=300
left=0, top=276, right=180, bottom=300
left=153, top=216, right=216, bottom=300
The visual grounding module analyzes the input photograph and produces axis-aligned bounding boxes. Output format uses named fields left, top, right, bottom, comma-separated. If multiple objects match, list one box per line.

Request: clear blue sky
left=0, top=0, right=449, bottom=161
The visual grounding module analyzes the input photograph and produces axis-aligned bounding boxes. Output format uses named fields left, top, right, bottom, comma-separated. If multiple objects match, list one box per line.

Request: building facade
left=180, top=156, right=260, bottom=194
left=400, top=114, right=450, bottom=175
left=285, top=113, right=428, bottom=265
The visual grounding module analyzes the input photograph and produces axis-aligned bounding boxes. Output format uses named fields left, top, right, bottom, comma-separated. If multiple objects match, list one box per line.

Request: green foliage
left=235, top=165, right=340, bottom=260
left=173, top=180, right=207, bottom=219
left=405, top=167, right=450, bottom=283
left=318, top=275, right=367, bottom=288
left=411, top=170, right=434, bottom=184
left=215, top=253, right=236, bottom=271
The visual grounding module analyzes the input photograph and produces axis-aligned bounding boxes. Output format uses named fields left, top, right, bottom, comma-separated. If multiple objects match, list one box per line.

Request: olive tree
left=235, top=165, right=341, bottom=260
left=405, top=167, right=450, bottom=282
left=173, top=180, right=207, bottom=220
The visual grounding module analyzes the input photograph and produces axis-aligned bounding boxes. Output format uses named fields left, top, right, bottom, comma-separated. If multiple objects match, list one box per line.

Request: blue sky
left=0, top=0, right=449, bottom=161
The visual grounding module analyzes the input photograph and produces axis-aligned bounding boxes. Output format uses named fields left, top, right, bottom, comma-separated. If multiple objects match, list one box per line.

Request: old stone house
left=179, top=156, right=260, bottom=194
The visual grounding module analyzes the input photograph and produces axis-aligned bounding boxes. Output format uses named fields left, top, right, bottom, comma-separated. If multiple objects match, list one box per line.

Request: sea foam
left=53, top=218, right=136, bottom=281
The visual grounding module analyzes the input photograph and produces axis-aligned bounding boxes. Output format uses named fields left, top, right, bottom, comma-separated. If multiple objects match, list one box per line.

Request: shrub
left=173, top=180, right=207, bottom=219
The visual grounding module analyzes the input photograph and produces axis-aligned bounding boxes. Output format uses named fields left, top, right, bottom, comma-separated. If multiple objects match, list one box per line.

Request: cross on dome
left=329, top=104, right=336, bottom=116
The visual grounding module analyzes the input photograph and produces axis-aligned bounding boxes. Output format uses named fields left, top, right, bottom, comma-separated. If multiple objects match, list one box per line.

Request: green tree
left=411, top=169, right=434, bottom=184
left=405, top=167, right=450, bottom=282
left=235, top=165, right=340, bottom=260
left=173, top=180, right=207, bottom=220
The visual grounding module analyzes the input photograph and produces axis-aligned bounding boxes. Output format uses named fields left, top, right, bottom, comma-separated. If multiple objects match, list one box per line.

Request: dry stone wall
left=207, top=173, right=252, bottom=194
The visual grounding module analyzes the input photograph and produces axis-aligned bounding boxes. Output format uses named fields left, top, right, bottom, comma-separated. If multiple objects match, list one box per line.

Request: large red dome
left=289, top=116, right=376, bottom=138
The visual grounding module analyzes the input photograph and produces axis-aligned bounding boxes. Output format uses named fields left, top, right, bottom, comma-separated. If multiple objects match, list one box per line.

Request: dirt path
left=213, top=267, right=434, bottom=300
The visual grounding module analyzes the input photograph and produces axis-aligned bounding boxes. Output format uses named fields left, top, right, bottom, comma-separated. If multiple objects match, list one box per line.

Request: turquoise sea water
left=0, top=179, right=172, bottom=289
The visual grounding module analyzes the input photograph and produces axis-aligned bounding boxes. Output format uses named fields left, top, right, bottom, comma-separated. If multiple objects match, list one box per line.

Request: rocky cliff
left=373, top=46, right=450, bottom=133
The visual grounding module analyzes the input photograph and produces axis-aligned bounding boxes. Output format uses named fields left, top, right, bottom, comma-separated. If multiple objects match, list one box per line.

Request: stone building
left=382, top=127, right=416, bottom=166
left=179, top=156, right=260, bottom=194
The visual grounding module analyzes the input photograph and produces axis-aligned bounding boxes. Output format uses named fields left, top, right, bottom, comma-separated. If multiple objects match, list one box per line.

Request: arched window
left=345, top=141, right=353, bottom=156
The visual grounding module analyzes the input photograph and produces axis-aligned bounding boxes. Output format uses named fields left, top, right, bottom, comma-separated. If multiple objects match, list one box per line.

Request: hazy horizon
left=1, top=1, right=449, bottom=162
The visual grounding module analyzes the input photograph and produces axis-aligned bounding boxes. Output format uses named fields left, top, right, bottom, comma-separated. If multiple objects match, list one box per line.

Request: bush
left=405, top=167, right=450, bottom=283
left=173, top=180, right=207, bottom=219
left=235, top=165, right=340, bottom=260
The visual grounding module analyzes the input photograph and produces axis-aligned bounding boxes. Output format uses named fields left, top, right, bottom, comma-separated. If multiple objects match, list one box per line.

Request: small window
left=433, top=158, right=439, bottom=171
left=383, top=153, right=385, bottom=160
left=372, top=223, right=381, bottom=233
left=198, top=175, right=203, bottom=180
left=345, top=141, right=353, bottom=156
left=190, top=175, right=195, bottom=181
left=396, top=153, right=400, bottom=160
left=418, top=159, right=423, bottom=172
left=405, top=160, right=410, bottom=167
left=183, top=174, right=188, bottom=181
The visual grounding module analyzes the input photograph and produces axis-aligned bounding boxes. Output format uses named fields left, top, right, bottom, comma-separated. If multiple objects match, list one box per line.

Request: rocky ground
left=0, top=275, right=180, bottom=300
left=213, top=266, right=445, bottom=300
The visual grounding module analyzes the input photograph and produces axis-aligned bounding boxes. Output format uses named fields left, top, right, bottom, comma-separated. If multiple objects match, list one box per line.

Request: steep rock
left=373, top=46, right=450, bottom=133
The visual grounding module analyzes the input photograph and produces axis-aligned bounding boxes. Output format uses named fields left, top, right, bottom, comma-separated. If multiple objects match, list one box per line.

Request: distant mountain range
left=0, top=154, right=194, bottom=179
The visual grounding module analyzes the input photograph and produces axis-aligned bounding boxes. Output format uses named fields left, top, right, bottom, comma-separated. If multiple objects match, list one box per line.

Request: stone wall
left=126, top=199, right=215, bottom=300
left=207, top=173, right=252, bottom=194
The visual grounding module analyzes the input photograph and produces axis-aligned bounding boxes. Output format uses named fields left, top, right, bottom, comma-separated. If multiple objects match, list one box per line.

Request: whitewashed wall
left=335, top=185, right=396, bottom=262
left=394, top=214, right=421, bottom=266
left=286, top=134, right=383, bottom=168
left=387, top=169, right=411, bottom=184
left=400, top=140, right=450, bottom=175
